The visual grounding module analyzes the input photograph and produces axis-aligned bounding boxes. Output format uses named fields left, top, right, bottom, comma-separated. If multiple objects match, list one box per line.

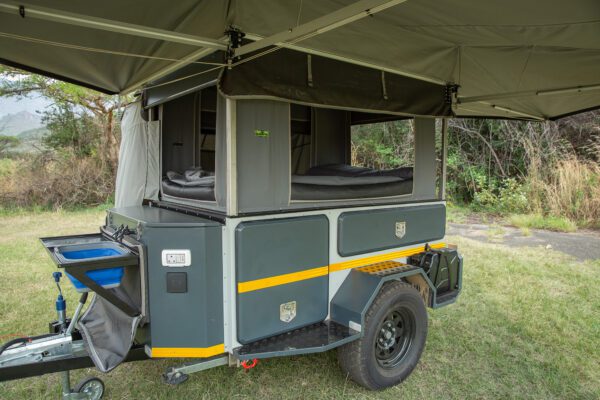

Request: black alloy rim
left=374, top=307, right=415, bottom=369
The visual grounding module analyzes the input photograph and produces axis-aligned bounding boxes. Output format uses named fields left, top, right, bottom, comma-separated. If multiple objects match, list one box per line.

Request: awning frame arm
left=121, top=45, right=224, bottom=95
left=0, top=2, right=227, bottom=50
left=478, top=102, right=545, bottom=121
left=459, top=83, right=600, bottom=104
left=234, top=0, right=409, bottom=58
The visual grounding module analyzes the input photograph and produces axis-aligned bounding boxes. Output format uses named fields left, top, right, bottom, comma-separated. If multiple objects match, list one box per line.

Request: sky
left=0, top=94, right=53, bottom=117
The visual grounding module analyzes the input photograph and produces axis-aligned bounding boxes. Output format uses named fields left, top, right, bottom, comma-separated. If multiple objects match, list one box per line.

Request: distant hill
left=18, top=126, right=48, bottom=141
left=0, top=111, right=44, bottom=136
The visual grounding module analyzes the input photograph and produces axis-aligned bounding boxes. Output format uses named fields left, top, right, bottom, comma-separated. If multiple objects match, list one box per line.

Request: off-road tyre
left=337, top=281, right=428, bottom=390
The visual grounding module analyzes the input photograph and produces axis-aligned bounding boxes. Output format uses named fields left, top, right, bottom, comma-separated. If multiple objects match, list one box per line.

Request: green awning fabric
left=218, top=48, right=452, bottom=117
left=1, top=0, right=599, bottom=119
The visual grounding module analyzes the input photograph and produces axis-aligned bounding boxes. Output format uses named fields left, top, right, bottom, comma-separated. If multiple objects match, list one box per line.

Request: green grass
left=1, top=210, right=599, bottom=399
left=445, top=204, right=471, bottom=224
left=508, top=214, right=578, bottom=233
left=447, top=204, right=588, bottom=233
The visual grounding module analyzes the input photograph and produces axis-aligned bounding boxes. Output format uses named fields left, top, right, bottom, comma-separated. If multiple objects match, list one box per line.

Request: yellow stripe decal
left=238, top=266, right=329, bottom=293
left=329, top=243, right=446, bottom=273
left=236, top=243, right=445, bottom=293
left=151, top=344, right=225, bottom=358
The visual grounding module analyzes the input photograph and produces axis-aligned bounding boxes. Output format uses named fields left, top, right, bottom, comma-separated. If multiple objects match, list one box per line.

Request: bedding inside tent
left=161, top=168, right=215, bottom=201
left=159, top=97, right=415, bottom=203
left=161, top=164, right=414, bottom=202
left=292, top=164, right=413, bottom=200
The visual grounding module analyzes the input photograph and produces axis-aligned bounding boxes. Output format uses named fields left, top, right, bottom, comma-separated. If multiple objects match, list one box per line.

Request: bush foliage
left=0, top=152, right=113, bottom=209
left=351, top=112, right=599, bottom=228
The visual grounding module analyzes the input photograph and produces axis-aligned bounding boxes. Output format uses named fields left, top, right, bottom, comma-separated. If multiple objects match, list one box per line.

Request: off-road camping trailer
left=1, top=1, right=598, bottom=398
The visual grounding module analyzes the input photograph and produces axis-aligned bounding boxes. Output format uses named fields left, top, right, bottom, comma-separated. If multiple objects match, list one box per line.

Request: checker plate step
left=357, top=260, right=421, bottom=277
left=234, top=321, right=360, bottom=360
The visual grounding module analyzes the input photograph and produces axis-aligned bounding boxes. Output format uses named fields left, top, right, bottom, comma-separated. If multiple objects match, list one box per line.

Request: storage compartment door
left=236, top=216, right=329, bottom=344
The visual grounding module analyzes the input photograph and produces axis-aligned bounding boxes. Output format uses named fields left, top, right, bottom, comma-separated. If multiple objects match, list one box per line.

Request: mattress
left=161, top=164, right=413, bottom=203
left=291, top=178, right=413, bottom=200
left=291, top=164, right=413, bottom=200
left=306, top=164, right=413, bottom=179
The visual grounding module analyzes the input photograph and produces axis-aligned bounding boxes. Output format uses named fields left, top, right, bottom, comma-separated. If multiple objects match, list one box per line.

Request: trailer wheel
left=74, top=377, right=105, bottom=399
left=338, top=281, right=427, bottom=390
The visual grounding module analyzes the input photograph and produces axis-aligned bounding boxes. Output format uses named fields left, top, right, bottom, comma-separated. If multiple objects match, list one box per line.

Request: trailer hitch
left=0, top=273, right=105, bottom=399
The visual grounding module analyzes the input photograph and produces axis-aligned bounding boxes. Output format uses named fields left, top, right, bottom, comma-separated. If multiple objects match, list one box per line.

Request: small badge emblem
left=280, top=301, right=297, bottom=323
left=395, top=221, right=406, bottom=239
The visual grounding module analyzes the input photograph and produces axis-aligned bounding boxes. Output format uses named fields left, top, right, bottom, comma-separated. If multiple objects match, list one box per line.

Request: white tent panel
left=115, top=102, right=159, bottom=207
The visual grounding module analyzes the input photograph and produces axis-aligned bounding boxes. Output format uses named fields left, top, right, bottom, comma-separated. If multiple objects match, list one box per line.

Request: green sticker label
left=255, top=129, right=270, bottom=137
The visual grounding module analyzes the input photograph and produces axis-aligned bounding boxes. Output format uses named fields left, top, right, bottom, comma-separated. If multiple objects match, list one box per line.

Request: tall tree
left=0, top=134, right=20, bottom=156
left=0, top=66, right=129, bottom=170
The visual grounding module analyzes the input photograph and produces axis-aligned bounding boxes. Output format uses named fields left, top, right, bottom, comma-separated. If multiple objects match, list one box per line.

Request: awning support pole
left=0, top=3, right=227, bottom=50
left=234, top=0, right=409, bottom=58
left=440, top=118, right=448, bottom=201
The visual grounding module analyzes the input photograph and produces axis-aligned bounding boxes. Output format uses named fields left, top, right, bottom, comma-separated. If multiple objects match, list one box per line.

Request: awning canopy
left=1, top=0, right=599, bottom=120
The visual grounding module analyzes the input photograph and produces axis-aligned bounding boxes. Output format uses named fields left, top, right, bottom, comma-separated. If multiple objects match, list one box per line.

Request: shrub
left=540, top=158, right=600, bottom=227
left=472, top=178, right=528, bottom=214
left=0, top=152, right=114, bottom=209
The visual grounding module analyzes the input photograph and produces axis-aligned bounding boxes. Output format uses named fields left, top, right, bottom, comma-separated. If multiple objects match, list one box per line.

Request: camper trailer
left=1, top=45, right=463, bottom=398
left=0, top=1, right=597, bottom=398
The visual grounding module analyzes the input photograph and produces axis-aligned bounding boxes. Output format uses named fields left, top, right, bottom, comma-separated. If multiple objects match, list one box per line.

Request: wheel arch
left=330, top=267, right=434, bottom=335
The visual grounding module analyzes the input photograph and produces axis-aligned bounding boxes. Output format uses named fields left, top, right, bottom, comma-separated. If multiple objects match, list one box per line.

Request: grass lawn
left=1, top=210, right=599, bottom=399
left=446, top=204, right=585, bottom=233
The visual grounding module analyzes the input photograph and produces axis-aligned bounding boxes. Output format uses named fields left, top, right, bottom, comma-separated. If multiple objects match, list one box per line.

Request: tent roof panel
left=0, top=0, right=598, bottom=119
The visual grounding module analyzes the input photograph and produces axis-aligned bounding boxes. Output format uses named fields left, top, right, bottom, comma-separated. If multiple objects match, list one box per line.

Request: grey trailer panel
left=144, top=225, right=224, bottom=348
left=235, top=215, right=329, bottom=343
left=237, top=277, right=328, bottom=344
left=412, top=117, right=437, bottom=200
left=109, top=206, right=220, bottom=228
left=109, top=206, right=224, bottom=350
left=338, top=204, right=445, bottom=256
left=214, top=92, right=228, bottom=208
left=235, top=216, right=328, bottom=281
left=236, top=100, right=291, bottom=213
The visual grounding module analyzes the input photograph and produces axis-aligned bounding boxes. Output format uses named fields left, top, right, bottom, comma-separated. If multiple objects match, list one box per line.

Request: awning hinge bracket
left=225, top=26, right=246, bottom=69
left=18, top=5, right=25, bottom=18
left=445, top=84, right=460, bottom=105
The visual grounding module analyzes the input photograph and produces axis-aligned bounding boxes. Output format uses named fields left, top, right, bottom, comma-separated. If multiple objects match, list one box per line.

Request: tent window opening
left=160, top=86, right=217, bottom=202
left=290, top=105, right=414, bottom=201
left=350, top=119, right=414, bottom=176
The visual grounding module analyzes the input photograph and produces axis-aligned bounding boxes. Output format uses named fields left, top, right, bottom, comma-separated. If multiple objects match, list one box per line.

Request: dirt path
left=448, top=223, right=600, bottom=261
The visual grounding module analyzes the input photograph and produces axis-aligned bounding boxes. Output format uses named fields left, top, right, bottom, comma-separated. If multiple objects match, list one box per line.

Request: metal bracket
left=225, top=26, right=245, bottom=68
left=445, top=83, right=460, bottom=105
left=163, top=355, right=229, bottom=385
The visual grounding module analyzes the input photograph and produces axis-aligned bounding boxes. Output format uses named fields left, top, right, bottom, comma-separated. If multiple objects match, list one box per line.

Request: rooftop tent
left=0, top=0, right=598, bottom=119
left=146, top=48, right=453, bottom=117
